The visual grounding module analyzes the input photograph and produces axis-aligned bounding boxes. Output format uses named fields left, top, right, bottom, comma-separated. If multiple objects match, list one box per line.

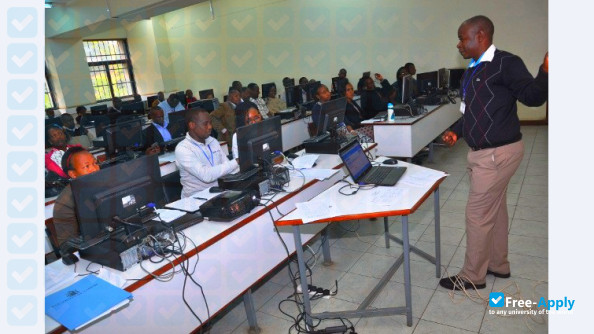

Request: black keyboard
left=170, top=212, right=203, bottom=232
left=303, top=132, right=330, bottom=144
left=221, top=167, right=259, bottom=182
left=365, top=166, right=406, bottom=185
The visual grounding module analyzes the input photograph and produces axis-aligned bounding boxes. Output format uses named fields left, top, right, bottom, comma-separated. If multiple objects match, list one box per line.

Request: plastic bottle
left=387, top=102, right=394, bottom=121
left=336, top=121, right=348, bottom=138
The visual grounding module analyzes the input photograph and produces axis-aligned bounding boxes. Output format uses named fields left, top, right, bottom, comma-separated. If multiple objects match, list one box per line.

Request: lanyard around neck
left=191, top=140, right=214, bottom=166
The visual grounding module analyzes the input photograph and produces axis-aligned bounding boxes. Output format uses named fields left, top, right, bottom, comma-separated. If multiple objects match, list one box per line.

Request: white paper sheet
left=291, top=154, right=319, bottom=169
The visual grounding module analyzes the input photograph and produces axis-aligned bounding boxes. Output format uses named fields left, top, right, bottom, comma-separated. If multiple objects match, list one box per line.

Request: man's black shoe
left=487, top=270, right=511, bottom=278
left=439, top=275, right=486, bottom=290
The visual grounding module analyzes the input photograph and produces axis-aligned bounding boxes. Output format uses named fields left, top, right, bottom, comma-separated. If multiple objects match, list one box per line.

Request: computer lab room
left=43, top=0, right=548, bottom=333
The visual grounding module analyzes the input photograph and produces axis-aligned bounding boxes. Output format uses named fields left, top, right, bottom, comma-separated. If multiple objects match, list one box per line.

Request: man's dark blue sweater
left=451, top=49, right=548, bottom=150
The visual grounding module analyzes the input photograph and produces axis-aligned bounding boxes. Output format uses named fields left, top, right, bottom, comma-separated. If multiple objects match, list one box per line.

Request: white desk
left=281, top=116, right=311, bottom=152
left=45, top=145, right=377, bottom=333
left=277, top=159, right=447, bottom=327
left=362, top=101, right=461, bottom=160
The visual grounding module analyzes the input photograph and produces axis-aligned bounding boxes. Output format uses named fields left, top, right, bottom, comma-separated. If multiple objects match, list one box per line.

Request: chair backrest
left=161, top=169, right=182, bottom=203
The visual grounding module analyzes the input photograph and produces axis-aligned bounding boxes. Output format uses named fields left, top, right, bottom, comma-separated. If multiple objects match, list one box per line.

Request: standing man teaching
left=440, top=15, right=548, bottom=290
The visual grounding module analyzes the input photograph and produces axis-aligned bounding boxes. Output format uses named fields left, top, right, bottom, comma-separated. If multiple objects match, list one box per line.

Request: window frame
left=45, top=68, right=56, bottom=111
left=82, top=39, right=137, bottom=102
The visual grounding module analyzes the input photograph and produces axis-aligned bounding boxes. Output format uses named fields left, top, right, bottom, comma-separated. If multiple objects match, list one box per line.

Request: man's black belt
left=469, top=138, right=521, bottom=151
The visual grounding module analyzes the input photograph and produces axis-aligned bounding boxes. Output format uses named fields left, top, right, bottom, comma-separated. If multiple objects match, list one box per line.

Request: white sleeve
left=232, top=133, right=238, bottom=159
left=175, top=142, right=238, bottom=184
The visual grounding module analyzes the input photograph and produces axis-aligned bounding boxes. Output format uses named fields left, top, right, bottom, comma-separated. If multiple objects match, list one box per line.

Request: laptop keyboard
left=365, top=166, right=405, bottom=185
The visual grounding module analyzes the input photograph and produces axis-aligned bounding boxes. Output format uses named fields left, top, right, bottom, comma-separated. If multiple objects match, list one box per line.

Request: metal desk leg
left=434, top=187, right=441, bottom=278
left=243, top=289, right=260, bottom=333
left=428, top=142, right=435, bottom=163
left=384, top=217, right=390, bottom=248
left=401, top=215, right=413, bottom=326
left=293, top=225, right=314, bottom=329
left=321, top=227, right=332, bottom=265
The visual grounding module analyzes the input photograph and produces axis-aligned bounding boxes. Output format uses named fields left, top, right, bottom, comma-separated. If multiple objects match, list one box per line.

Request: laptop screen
left=339, top=141, right=372, bottom=181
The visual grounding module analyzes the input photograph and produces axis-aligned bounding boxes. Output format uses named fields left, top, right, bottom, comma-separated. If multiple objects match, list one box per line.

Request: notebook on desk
left=338, top=140, right=406, bottom=186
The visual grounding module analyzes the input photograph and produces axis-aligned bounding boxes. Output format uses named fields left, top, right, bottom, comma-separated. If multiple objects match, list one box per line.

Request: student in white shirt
left=175, top=108, right=239, bottom=197
left=158, top=93, right=185, bottom=124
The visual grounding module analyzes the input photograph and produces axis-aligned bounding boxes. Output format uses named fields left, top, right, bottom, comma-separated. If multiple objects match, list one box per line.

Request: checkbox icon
left=7, top=295, right=37, bottom=326
left=7, top=259, right=37, bottom=290
left=8, top=44, right=37, bottom=74
left=8, top=79, right=37, bottom=110
left=489, top=292, right=505, bottom=307
left=7, top=152, right=37, bottom=182
left=7, top=188, right=37, bottom=218
left=7, top=7, right=38, bottom=38
left=8, top=224, right=37, bottom=254
left=7, top=116, right=37, bottom=146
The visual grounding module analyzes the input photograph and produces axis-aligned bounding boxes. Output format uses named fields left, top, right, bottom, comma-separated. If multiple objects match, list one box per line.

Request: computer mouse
left=209, top=186, right=224, bottom=193
left=61, top=253, right=79, bottom=265
left=383, top=158, right=398, bottom=165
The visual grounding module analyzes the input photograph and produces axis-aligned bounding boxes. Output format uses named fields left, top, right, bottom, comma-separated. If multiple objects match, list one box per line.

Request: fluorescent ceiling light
left=45, top=3, right=53, bottom=8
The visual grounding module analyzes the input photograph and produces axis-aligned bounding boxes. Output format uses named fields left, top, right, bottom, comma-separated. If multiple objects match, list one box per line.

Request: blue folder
left=45, top=275, right=133, bottom=331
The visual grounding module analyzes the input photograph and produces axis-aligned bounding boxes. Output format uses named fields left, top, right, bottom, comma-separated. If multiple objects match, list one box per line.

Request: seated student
left=45, top=125, right=80, bottom=179
left=186, top=89, right=198, bottom=105
left=152, top=91, right=165, bottom=108
left=298, top=77, right=309, bottom=102
left=247, top=83, right=271, bottom=118
left=391, top=66, right=408, bottom=103
left=75, top=106, right=89, bottom=125
left=311, top=83, right=332, bottom=126
left=265, top=85, right=286, bottom=115
left=335, top=68, right=349, bottom=96
left=231, top=80, right=243, bottom=92
left=159, top=93, right=185, bottom=124
left=344, top=82, right=374, bottom=141
left=240, top=87, right=250, bottom=102
left=359, top=74, right=391, bottom=119
left=357, top=72, right=371, bottom=92
left=61, top=113, right=90, bottom=138
left=175, top=108, right=239, bottom=197
left=232, top=101, right=263, bottom=159
left=52, top=147, right=101, bottom=247
left=143, top=106, right=175, bottom=153
left=108, top=97, right=123, bottom=114
left=210, top=89, right=241, bottom=144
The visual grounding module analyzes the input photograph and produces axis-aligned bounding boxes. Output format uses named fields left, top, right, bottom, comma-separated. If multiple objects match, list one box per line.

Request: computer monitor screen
left=306, top=81, right=320, bottom=101
left=188, top=98, right=220, bottom=112
left=416, top=71, right=438, bottom=95
left=401, top=75, right=414, bottom=104
left=83, top=115, right=111, bottom=137
left=104, top=117, right=144, bottom=156
left=236, top=116, right=283, bottom=172
left=146, top=95, right=159, bottom=107
left=71, top=154, right=165, bottom=241
left=285, top=85, right=301, bottom=108
left=167, top=110, right=187, bottom=138
left=448, top=68, right=465, bottom=90
left=261, top=82, right=275, bottom=99
left=198, top=89, right=214, bottom=100
left=121, top=101, right=146, bottom=115
left=176, top=91, right=187, bottom=106
left=90, top=104, right=108, bottom=115
left=313, top=97, right=348, bottom=136
left=438, top=68, right=449, bottom=89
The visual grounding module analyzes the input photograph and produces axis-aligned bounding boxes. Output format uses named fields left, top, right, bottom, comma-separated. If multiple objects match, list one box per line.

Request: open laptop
left=338, top=140, right=406, bottom=186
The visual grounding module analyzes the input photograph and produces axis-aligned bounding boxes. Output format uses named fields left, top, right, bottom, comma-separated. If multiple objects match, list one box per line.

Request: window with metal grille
left=82, top=40, right=136, bottom=102
left=45, top=71, right=55, bottom=110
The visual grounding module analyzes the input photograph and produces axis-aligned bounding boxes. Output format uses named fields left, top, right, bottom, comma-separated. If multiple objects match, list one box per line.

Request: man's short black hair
left=247, top=83, right=258, bottom=90
left=464, top=15, right=495, bottom=41
left=185, top=107, right=208, bottom=125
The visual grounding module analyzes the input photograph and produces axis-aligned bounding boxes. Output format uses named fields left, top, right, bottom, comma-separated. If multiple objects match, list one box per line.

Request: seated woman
left=344, top=82, right=374, bottom=142
left=232, top=101, right=263, bottom=159
left=185, top=89, right=198, bottom=105
left=52, top=147, right=101, bottom=247
left=311, top=83, right=332, bottom=126
left=265, top=85, right=286, bottom=115
left=391, top=67, right=408, bottom=103
left=45, top=125, right=80, bottom=179
left=359, top=74, right=392, bottom=119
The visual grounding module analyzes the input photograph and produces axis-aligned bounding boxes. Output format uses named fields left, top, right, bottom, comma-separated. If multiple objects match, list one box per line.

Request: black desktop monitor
left=167, top=110, right=187, bottom=138
left=71, top=154, right=166, bottom=242
left=306, top=81, right=320, bottom=101
left=448, top=68, right=465, bottom=90
left=90, top=104, right=108, bottom=115
left=313, top=97, right=347, bottom=136
left=261, top=82, right=275, bottom=99
left=188, top=98, right=219, bottom=112
left=83, top=115, right=111, bottom=138
left=416, top=71, right=439, bottom=95
left=146, top=95, right=159, bottom=107
left=104, top=117, right=145, bottom=157
left=401, top=75, right=415, bottom=104
left=285, top=85, right=301, bottom=108
left=236, top=116, right=283, bottom=173
left=121, top=101, right=146, bottom=115
left=176, top=91, right=187, bottom=106
left=331, top=77, right=339, bottom=92
left=438, top=68, right=449, bottom=89
left=198, top=89, right=214, bottom=100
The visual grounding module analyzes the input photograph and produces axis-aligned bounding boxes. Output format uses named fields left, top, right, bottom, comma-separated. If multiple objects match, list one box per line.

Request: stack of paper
left=45, top=275, right=133, bottom=331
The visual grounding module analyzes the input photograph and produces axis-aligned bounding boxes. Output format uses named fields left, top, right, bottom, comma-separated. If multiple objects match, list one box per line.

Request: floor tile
left=350, top=252, right=401, bottom=279
left=421, top=290, right=487, bottom=332
left=508, top=234, right=548, bottom=258
left=414, top=319, right=475, bottom=333
left=509, top=218, right=548, bottom=238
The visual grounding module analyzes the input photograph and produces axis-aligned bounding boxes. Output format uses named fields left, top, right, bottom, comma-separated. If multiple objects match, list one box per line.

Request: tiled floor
left=208, top=126, right=548, bottom=333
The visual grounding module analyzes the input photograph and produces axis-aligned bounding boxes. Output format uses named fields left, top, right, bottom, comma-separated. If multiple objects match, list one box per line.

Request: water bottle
left=387, top=103, right=394, bottom=121
left=336, top=121, right=348, bottom=139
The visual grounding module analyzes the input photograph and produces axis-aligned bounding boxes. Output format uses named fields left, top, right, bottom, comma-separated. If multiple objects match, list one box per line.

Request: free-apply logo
left=489, top=292, right=504, bottom=307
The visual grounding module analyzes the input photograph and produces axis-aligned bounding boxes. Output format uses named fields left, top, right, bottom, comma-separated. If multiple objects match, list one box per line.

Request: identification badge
left=460, top=101, right=466, bottom=114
